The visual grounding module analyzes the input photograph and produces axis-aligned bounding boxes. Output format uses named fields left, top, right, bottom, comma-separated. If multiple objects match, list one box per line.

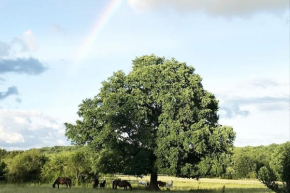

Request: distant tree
left=4, top=150, right=23, bottom=159
left=258, top=142, right=290, bottom=193
left=41, top=154, right=69, bottom=183
left=5, top=150, right=47, bottom=183
left=0, top=149, right=7, bottom=159
left=0, top=160, right=6, bottom=180
left=67, top=150, right=91, bottom=185
left=234, top=154, right=257, bottom=178
left=65, top=55, right=235, bottom=190
left=40, top=146, right=79, bottom=154
left=0, top=149, right=7, bottom=180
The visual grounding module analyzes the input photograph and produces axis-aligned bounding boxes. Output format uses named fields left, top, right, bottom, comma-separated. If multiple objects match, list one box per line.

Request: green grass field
left=0, top=177, right=273, bottom=193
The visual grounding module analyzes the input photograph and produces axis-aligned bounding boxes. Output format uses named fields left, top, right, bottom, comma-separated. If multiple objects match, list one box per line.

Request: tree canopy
left=65, top=55, right=235, bottom=190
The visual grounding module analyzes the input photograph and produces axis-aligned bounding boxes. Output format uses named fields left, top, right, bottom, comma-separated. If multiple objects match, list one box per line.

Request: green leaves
left=5, top=150, right=47, bottom=183
left=65, top=54, right=235, bottom=178
left=258, top=142, right=290, bottom=193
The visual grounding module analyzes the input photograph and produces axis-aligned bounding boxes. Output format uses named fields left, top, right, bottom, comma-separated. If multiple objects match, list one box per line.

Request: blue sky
left=0, top=0, right=289, bottom=150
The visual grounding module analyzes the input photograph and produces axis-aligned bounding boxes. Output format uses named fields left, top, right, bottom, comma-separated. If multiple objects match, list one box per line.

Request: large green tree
left=65, top=55, right=235, bottom=190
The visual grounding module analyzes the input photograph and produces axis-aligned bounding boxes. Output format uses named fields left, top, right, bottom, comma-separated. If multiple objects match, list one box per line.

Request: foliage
left=65, top=55, right=236, bottom=189
left=0, top=142, right=286, bottom=185
left=41, top=153, right=69, bottom=183
left=68, top=150, right=93, bottom=185
left=41, top=148, right=95, bottom=185
left=0, top=160, right=6, bottom=180
left=2, top=150, right=23, bottom=159
left=5, top=149, right=48, bottom=183
left=0, top=149, right=7, bottom=180
left=258, top=166, right=280, bottom=192
left=234, top=154, right=257, bottom=178
left=39, top=146, right=79, bottom=154
left=232, top=144, right=279, bottom=179
left=258, top=142, right=290, bottom=193
left=0, top=148, right=7, bottom=159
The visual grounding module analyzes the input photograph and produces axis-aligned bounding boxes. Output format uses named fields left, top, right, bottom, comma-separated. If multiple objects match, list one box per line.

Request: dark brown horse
left=93, top=178, right=99, bottom=188
left=113, top=179, right=132, bottom=190
left=52, top=177, right=72, bottom=189
left=157, top=180, right=166, bottom=187
left=100, top=180, right=106, bottom=188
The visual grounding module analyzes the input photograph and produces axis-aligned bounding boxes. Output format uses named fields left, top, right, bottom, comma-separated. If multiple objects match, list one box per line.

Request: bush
left=258, top=142, right=290, bottom=193
left=5, top=149, right=47, bottom=183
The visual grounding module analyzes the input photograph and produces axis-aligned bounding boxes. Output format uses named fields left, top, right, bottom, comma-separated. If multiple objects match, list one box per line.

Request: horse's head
left=129, top=183, right=132, bottom=190
left=52, top=184, right=56, bottom=188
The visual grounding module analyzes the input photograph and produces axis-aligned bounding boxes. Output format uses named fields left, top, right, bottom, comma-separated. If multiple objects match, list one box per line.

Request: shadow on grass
left=159, top=188, right=272, bottom=193
left=118, top=187, right=273, bottom=193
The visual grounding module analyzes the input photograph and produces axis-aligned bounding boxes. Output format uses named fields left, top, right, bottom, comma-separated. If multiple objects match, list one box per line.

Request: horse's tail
left=112, top=180, right=115, bottom=189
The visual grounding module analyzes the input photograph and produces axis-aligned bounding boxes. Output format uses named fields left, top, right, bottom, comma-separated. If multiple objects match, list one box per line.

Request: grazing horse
left=113, top=179, right=132, bottom=190
left=157, top=180, right=166, bottom=187
left=100, top=180, right=106, bottom=188
left=93, top=178, right=99, bottom=189
left=52, top=177, right=72, bottom=189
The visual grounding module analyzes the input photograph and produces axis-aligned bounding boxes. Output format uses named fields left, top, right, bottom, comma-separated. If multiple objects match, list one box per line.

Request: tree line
left=0, top=143, right=288, bottom=184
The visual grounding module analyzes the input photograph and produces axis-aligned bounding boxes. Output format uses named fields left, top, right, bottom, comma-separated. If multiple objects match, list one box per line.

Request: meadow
left=0, top=176, right=273, bottom=193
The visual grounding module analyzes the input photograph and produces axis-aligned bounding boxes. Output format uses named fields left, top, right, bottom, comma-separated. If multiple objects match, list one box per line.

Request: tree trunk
left=149, top=171, right=160, bottom=191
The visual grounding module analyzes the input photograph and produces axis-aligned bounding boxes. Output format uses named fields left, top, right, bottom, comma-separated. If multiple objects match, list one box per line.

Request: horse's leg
left=58, top=184, right=59, bottom=189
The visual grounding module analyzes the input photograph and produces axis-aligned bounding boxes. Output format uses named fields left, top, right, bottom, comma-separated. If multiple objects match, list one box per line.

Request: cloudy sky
left=0, top=0, right=289, bottom=150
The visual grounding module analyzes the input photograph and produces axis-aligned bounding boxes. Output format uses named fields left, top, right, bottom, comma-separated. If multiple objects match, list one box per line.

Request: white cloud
left=0, top=30, right=39, bottom=59
left=127, top=0, right=289, bottom=17
left=214, top=78, right=289, bottom=146
left=0, top=126, right=24, bottom=144
left=12, top=30, right=38, bottom=52
left=57, top=139, right=65, bottom=146
left=0, top=109, right=70, bottom=150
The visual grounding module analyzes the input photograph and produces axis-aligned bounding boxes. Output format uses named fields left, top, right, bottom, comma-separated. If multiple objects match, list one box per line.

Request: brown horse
left=100, top=180, right=106, bottom=188
left=52, top=177, right=72, bottom=189
left=93, top=178, right=99, bottom=189
left=113, top=179, right=132, bottom=190
left=157, top=180, right=166, bottom=187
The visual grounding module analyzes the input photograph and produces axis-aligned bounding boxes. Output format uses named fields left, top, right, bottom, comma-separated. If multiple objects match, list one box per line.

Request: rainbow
left=74, top=0, right=122, bottom=63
